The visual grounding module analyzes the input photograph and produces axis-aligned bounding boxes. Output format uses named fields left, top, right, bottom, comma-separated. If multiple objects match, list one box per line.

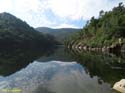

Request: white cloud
left=0, top=0, right=13, bottom=12
left=48, top=0, right=83, bottom=20
left=54, top=23, right=79, bottom=28
left=48, top=0, right=125, bottom=20
left=0, top=0, right=125, bottom=28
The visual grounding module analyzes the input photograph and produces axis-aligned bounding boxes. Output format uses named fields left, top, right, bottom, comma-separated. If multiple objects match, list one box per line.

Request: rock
left=83, top=46, right=87, bottom=50
left=78, top=46, right=82, bottom=49
left=113, top=79, right=125, bottom=93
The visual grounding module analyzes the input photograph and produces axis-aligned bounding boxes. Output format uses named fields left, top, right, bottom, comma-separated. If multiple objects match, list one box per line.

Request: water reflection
left=0, top=47, right=124, bottom=93
left=0, top=61, right=114, bottom=93
left=68, top=49, right=125, bottom=86
left=0, top=47, right=55, bottom=76
left=37, top=46, right=75, bottom=62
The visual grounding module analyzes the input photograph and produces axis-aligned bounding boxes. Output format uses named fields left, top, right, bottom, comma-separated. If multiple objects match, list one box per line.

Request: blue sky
left=0, top=0, right=125, bottom=28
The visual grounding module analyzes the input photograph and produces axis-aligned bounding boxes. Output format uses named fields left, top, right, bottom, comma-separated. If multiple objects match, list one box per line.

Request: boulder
left=113, top=79, right=125, bottom=93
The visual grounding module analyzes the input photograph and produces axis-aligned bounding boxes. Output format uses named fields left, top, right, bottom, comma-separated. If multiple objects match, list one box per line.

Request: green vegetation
left=68, top=49, right=125, bottom=86
left=36, top=27, right=80, bottom=43
left=0, top=12, right=58, bottom=49
left=65, top=3, right=125, bottom=49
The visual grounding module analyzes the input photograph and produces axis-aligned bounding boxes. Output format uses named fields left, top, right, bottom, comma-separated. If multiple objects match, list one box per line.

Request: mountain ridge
left=0, top=12, right=58, bottom=48
left=36, top=27, right=81, bottom=43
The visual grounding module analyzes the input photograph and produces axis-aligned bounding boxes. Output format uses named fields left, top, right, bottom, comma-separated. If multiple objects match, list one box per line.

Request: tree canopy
left=65, top=3, right=125, bottom=48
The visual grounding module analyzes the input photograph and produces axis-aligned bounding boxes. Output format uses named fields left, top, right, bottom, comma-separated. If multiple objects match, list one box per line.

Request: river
left=0, top=47, right=124, bottom=93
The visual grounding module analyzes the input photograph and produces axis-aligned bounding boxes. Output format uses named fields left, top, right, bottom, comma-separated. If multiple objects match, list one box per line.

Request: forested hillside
left=65, top=3, right=125, bottom=51
left=0, top=12, right=58, bottom=49
left=36, top=27, right=80, bottom=43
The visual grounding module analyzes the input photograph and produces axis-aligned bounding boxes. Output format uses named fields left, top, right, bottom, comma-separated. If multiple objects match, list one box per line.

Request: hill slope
left=0, top=12, right=57, bottom=48
left=36, top=27, right=80, bottom=42
left=65, top=3, right=125, bottom=51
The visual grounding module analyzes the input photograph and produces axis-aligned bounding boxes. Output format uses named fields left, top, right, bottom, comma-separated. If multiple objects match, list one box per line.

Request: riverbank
left=67, top=42, right=125, bottom=53
left=65, top=3, right=125, bottom=54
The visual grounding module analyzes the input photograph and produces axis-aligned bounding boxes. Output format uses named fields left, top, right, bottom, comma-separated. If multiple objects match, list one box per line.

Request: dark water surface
left=0, top=47, right=124, bottom=93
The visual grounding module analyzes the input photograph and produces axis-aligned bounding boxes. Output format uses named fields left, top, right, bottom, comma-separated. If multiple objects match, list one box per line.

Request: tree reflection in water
left=0, top=47, right=55, bottom=76
left=67, top=48, right=125, bottom=86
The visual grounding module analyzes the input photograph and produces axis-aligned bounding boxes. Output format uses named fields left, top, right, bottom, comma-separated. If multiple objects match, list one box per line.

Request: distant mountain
left=0, top=12, right=57, bottom=49
left=36, top=27, right=80, bottom=42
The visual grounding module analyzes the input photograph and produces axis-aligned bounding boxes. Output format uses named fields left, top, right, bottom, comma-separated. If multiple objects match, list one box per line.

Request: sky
left=0, top=0, right=125, bottom=28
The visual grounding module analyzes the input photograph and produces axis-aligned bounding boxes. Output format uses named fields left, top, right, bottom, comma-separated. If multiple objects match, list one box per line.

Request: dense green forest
left=36, top=27, right=80, bottom=43
left=65, top=3, right=125, bottom=50
left=0, top=12, right=58, bottom=49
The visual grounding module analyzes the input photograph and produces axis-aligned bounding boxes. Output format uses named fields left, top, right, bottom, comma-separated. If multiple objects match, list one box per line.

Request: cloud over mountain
left=0, top=0, right=125, bottom=28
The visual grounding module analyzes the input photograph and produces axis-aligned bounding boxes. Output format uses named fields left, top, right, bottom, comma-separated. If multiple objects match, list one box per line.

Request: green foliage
left=65, top=2, right=125, bottom=47
left=0, top=12, right=58, bottom=48
left=36, top=27, right=80, bottom=43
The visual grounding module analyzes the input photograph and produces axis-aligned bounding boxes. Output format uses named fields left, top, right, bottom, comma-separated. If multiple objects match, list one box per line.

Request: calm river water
left=0, top=47, right=124, bottom=93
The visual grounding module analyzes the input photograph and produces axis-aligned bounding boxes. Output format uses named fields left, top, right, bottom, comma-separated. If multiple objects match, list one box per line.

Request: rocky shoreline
left=67, top=42, right=125, bottom=53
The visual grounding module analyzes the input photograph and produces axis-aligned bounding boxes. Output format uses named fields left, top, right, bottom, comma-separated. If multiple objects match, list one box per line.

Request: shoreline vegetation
left=64, top=3, right=125, bottom=53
